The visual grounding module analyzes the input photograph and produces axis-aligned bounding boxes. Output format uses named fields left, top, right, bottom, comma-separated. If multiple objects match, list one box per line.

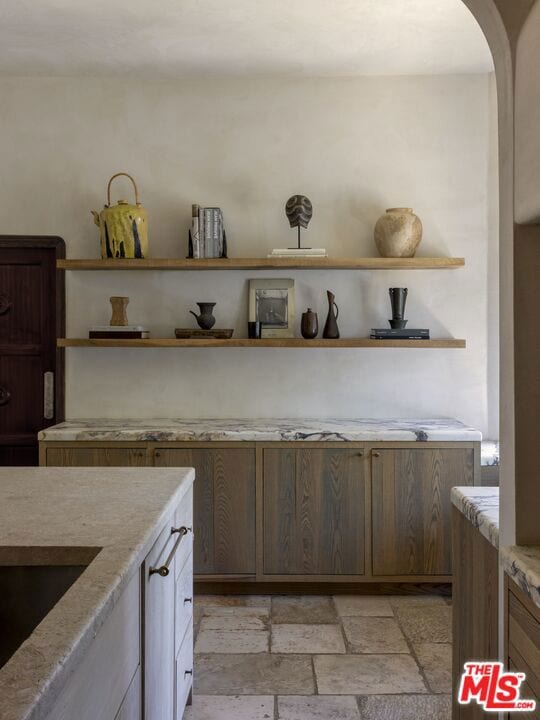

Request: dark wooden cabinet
left=372, top=448, right=475, bottom=575
left=153, top=447, right=256, bottom=576
left=45, top=446, right=147, bottom=466
left=263, top=447, right=366, bottom=575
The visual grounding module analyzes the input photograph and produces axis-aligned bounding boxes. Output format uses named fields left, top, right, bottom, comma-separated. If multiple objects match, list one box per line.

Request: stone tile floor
left=185, top=594, right=452, bottom=720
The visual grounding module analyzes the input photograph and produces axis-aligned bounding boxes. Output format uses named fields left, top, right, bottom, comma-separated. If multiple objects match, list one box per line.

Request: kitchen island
left=452, top=487, right=540, bottom=718
left=40, top=418, right=481, bottom=585
left=0, top=467, right=194, bottom=720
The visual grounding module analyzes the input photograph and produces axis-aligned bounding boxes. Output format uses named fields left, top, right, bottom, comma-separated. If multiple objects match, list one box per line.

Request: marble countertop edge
left=451, top=486, right=500, bottom=549
left=501, top=545, right=540, bottom=611
left=38, top=417, right=483, bottom=443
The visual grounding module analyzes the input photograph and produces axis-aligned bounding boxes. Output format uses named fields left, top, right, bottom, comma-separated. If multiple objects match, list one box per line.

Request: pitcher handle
left=107, top=172, right=140, bottom=206
left=333, top=302, right=339, bottom=319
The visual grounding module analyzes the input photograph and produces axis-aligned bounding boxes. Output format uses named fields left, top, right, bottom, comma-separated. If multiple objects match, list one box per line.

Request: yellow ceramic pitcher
left=92, top=173, right=148, bottom=259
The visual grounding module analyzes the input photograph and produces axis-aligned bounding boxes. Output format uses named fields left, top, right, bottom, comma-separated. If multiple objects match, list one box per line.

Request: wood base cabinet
left=263, top=447, right=365, bottom=576
left=452, top=507, right=499, bottom=720
left=505, top=576, right=540, bottom=717
left=40, top=440, right=479, bottom=584
left=373, top=448, right=475, bottom=575
left=154, top=447, right=256, bottom=576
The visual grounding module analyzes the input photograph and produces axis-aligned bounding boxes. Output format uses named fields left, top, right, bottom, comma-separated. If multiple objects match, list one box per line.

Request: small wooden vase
left=110, top=296, right=129, bottom=326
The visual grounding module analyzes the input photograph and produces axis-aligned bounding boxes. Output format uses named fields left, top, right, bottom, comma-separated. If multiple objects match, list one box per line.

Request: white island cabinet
left=0, top=468, right=194, bottom=720
left=145, top=487, right=194, bottom=720
left=42, top=484, right=194, bottom=720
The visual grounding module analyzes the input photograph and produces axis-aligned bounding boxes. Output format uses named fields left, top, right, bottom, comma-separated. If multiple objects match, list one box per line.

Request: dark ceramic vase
left=323, top=291, right=340, bottom=339
left=190, top=302, right=216, bottom=330
left=389, top=288, right=408, bottom=329
left=301, top=308, right=319, bottom=339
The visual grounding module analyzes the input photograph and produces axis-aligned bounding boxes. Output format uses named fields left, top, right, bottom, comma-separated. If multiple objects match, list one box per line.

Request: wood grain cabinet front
left=153, top=447, right=256, bottom=576
left=45, top=446, right=147, bottom=467
left=263, top=447, right=366, bottom=576
left=372, top=448, right=475, bottom=576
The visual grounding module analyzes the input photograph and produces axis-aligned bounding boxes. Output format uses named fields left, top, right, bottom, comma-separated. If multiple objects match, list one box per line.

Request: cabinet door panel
left=46, top=447, right=147, bottom=466
left=263, top=448, right=365, bottom=575
left=154, top=448, right=255, bottom=575
left=372, top=448, right=474, bottom=576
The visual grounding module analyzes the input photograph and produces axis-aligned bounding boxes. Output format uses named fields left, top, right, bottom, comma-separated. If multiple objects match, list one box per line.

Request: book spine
left=192, top=204, right=200, bottom=259
left=199, top=206, right=205, bottom=257
left=218, top=209, right=224, bottom=257
left=204, top=208, right=212, bottom=258
left=212, top=208, right=219, bottom=258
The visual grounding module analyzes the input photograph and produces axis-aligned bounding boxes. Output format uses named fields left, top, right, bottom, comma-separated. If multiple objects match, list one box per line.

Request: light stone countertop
left=0, top=467, right=194, bottom=720
left=38, top=417, right=482, bottom=443
left=451, top=486, right=499, bottom=548
left=501, top=545, right=540, bottom=610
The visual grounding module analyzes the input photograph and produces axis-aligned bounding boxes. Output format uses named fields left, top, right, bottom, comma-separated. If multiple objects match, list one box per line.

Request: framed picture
left=249, top=278, right=295, bottom=338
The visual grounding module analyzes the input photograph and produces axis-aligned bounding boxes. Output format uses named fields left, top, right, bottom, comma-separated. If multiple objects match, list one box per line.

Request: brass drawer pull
left=149, top=526, right=192, bottom=577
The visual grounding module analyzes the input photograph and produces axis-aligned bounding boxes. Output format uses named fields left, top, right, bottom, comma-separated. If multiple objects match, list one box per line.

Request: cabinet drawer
left=175, top=625, right=194, bottom=719
left=175, top=552, right=193, bottom=654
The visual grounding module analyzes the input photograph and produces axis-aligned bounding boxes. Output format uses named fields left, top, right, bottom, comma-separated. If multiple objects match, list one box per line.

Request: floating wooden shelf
left=57, top=257, right=465, bottom=271
left=58, top=338, right=466, bottom=349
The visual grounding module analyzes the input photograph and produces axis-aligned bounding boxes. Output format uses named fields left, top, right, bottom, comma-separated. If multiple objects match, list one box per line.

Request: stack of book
left=268, top=248, right=328, bottom=258
left=370, top=328, right=430, bottom=340
left=89, top=325, right=150, bottom=339
left=190, top=204, right=226, bottom=258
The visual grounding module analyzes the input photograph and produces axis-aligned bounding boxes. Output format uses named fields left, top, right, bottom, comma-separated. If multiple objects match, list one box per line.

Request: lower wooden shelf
left=58, top=338, right=466, bottom=349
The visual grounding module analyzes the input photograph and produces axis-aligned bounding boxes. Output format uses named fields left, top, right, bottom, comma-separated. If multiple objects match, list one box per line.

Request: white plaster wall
left=0, top=75, right=497, bottom=431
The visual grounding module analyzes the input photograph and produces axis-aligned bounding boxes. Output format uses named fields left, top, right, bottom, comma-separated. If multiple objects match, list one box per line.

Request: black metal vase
left=389, top=288, right=408, bottom=329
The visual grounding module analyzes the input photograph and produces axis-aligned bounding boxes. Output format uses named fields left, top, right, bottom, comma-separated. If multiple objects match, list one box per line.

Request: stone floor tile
left=388, top=594, right=447, bottom=608
left=272, top=624, right=346, bottom=654
left=278, top=695, right=360, bottom=719
left=184, top=695, right=274, bottom=720
left=272, top=595, right=338, bottom=623
left=195, top=653, right=315, bottom=695
left=199, top=615, right=267, bottom=631
left=394, top=604, right=452, bottom=644
left=197, top=605, right=270, bottom=618
left=314, top=654, right=426, bottom=695
left=357, top=694, right=451, bottom=719
left=333, top=596, right=394, bottom=617
left=414, top=643, right=452, bottom=693
left=342, top=616, right=409, bottom=653
left=196, top=594, right=272, bottom=608
left=195, top=629, right=268, bottom=653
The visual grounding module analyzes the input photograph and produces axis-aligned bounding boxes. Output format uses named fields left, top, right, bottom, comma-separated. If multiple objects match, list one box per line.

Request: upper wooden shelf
left=57, top=257, right=465, bottom=271
left=58, top=338, right=466, bottom=349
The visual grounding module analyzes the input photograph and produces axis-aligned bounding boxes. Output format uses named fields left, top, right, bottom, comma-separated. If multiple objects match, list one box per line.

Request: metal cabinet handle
left=184, top=670, right=193, bottom=678
left=0, top=386, right=11, bottom=406
left=149, top=526, right=192, bottom=577
left=372, top=451, right=380, bottom=458
left=155, top=451, right=161, bottom=459
left=184, top=597, right=193, bottom=604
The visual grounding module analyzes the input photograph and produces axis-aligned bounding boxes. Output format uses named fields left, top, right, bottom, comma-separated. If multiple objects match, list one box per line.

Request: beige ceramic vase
left=374, top=208, right=423, bottom=258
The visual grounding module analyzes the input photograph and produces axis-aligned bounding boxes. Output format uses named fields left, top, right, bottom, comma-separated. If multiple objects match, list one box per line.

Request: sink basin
left=0, top=546, right=100, bottom=669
